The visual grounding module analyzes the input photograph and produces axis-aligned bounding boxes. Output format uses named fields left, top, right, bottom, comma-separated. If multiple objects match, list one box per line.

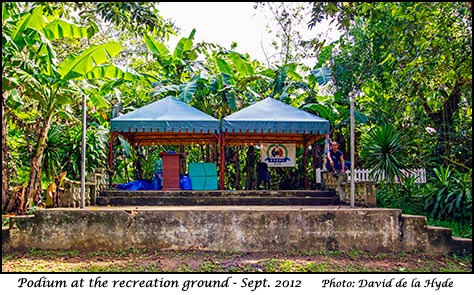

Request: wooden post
left=219, top=133, right=226, bottom=190
left=303, top=144, right=308, bottom=189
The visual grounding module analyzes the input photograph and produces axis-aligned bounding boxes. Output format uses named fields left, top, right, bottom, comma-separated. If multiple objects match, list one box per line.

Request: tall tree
left=309, top=2, right=472, bottom=169
left=256, top=2, right=328, bottom=68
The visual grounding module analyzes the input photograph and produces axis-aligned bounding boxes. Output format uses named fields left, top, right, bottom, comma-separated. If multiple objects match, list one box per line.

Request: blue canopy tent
left=222, top=97, right=330, bottom=145
left=109, top=96, right=329, bottom=190
left=109, top=96, right=220, bottom=170
left=220, top=97, right=330, bottom=189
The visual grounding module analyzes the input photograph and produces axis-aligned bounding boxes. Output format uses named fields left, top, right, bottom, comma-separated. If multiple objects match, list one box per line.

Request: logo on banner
left=261, top=143, right=296, bottom=167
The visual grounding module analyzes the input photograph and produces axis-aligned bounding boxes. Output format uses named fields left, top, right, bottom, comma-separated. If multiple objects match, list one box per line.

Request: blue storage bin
left=188, top=162, right=206, bottom=177
left=190, top=176, right=206, bottom=190
left=204, top=176, right=218, bottom=190
left=203, top=162, right=217, bottom=176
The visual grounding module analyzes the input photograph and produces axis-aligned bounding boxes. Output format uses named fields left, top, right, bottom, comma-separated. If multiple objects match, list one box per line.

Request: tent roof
left=110, top=96, right=220, bottom=145
left=221, top=97, right=330, bottom=146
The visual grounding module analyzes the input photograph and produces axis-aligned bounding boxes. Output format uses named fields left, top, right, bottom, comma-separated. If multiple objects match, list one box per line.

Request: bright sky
left=158, top=2, right=269, bottom=61
left=157, top=2, right=341, bottom=65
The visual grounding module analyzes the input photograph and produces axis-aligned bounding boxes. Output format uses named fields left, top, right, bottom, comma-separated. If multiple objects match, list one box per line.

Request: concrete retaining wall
left=3, top=206, right=468, bottom=255
left=322, top=172, right=377, bottom=207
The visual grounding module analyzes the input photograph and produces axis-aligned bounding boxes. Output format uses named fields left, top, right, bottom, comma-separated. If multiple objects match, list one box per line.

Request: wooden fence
left=316, top=168, right=427, bottom=184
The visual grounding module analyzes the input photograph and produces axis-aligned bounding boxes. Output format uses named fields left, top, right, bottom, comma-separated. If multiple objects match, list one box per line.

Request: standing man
left=325, top=141, right=350, bottom=174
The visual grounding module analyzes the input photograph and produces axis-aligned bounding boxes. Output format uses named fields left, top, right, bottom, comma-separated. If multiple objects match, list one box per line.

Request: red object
left=161, top=153, right=185, bottom=190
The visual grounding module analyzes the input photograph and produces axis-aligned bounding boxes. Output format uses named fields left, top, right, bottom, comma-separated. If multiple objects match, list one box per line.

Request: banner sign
left=260, top=143, right=296, bottom=167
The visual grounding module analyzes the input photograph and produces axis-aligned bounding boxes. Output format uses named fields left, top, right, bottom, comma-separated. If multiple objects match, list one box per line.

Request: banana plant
left=145, top=29, right=202, bottom=85
left=146, top=30, right=243, bottom=116
left=311, top=66, right=333, bottom=86
left=3, top=4, right=138, bottom=212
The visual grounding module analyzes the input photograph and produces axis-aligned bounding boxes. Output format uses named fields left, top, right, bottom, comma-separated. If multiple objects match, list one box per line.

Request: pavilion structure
left=109, top=96, right=330, bottom=190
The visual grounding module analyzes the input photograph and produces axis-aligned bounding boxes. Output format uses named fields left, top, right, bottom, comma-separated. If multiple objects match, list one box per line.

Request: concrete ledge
left=451, top=237, right=472, bottom=254
left=3, top=207, right=470, bottom=255
left=4, top=207, right=403, bottom=253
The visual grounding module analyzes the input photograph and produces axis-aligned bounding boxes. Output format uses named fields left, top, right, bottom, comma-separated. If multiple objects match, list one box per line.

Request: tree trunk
left=422, top=80, right=462, bottom=165
left=312, top=143, right=322, bottom=189
left=133, top=145, right=143, bottom=180
left=205, top=144, right=210, bottom=162
left=2, top=94, right=10, bottom=211
left=235, top=146, right=241, bottom=190
left=212, top=143, right=218, bottom=163
left=303, top=146, right=309, bottom=189
left=225, top=147, right=235, bottom=189
left=6, top=185, right=26, bottom=213
left=244, top=146, right=256, bottom=190
left=24, top=114, right=52, bottom=213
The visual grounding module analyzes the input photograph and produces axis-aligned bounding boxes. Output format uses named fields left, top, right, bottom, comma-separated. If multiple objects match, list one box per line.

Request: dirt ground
left=2, top=249, right=472, bottom=272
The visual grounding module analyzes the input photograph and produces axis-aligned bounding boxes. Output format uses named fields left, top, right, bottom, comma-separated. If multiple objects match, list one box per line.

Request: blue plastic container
left=180, top=175, right=192, bottom=190
left=152, top=175, right=162, bottom=190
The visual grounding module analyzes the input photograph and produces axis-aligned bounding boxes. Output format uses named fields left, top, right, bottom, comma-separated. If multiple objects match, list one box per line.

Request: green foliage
left=320, top=2, right=472, bottom=239
left=376, top=165, right=472, bottom=239
left=318, top=2, right=471, bottom=170
left=360, top=123, right=411, bottom=184
left=311, top=67, right=333, bottom=86
left=376, top=181, right=425, bottom=216
left=43, top=124, right=67, bottom=182
left=6, top=126, right=30, bottom=185
left=3, top=2, right=148, bottom=210
left=67, top=124, right=108, bottom=180
left=58, top=42, right=122, bottom=80
left=256, top=3, right=325, bottom=66
left=2, top=216, right=10, bottom=227
left=95, top=3, right=157, bottom=33
left=37, top=120, right=110, bottom=183
left=423, top=165, right=472, bottom=224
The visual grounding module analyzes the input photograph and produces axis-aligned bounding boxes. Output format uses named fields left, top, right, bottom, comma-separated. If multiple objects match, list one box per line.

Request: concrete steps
left=96, top=190, right=340, bottom=206
left=426, top=225, right=472, bottom=254
left=451, top=237, right=472, bottom=254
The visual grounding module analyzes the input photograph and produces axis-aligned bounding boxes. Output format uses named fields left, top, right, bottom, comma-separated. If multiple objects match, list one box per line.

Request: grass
left=2, top=248, right=471, bottom=273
